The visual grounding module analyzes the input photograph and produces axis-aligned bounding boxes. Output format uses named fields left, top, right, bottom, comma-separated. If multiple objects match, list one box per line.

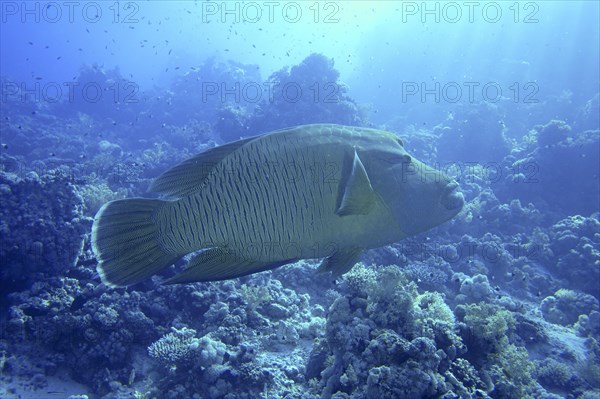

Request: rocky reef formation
left=0, top=56, right=598, bottom=399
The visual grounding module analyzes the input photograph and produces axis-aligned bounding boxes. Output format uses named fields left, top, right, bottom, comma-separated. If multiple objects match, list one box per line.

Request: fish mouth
left=441, top=181, right=464, bottom=211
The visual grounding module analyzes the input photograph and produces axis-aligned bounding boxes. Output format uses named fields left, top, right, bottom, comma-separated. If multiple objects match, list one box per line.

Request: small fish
left=92, top=124, right=463, bottom=287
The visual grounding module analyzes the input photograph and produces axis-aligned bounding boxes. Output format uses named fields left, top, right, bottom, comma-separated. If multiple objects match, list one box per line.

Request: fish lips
left=441, top=181, right=464, bottom=211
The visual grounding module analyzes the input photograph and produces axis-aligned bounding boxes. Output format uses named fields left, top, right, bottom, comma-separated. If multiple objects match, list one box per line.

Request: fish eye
left=397, top=138, right=404, bottom=147
left=402, top=155, right=412, bottom=163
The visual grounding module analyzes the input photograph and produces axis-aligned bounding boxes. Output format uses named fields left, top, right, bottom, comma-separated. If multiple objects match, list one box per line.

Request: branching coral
left=148, top=327, right=197, bottom=366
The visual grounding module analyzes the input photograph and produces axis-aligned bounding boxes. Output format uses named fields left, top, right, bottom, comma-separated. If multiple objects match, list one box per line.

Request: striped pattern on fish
left=91, top=124, right=464, bottom=287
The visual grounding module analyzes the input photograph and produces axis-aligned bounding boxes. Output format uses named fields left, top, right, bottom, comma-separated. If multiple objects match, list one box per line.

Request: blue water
left=0, top=2, right=599, bottom=399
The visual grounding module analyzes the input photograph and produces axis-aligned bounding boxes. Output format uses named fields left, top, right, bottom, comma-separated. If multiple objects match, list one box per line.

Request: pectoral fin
left=165, top=248, right=295, bottom=284
left=317, top=247, right=363, bottom=278
left=336, top=150, right=377, bottom=216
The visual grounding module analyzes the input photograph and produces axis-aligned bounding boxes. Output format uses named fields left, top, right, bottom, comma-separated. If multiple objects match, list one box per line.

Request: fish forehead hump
left=243, top=124, right=403, bottom=158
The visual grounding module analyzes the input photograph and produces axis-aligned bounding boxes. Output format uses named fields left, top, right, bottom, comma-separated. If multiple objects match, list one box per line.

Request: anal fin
left=165, top=248, right=296, bottom=284
left=317, top=247, right=363, bottom=278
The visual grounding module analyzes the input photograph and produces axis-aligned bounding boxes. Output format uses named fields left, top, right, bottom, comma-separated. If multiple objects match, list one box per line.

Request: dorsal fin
left=148, top=136, right=257, bottom=197
left=336, top=150, right=377, bottom=216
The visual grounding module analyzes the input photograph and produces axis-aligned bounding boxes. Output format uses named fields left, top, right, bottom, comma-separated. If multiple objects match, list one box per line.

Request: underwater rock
left=307, top=264, right=536, bottom=399
left=215, top=103, right=251, bottom=142
left=0, top=170, right=90, bottom=295
left=536, top=119, right=572, bottom=148
left=540, top=289, right=599, bottom=326
left=574, top=310, right=600, bottom=338
left=575, top=93, right=600, bottom=132
left=436, top=102, right=511, bottom=164
left=236, top=54, right=366, bottom=139
left=503, top=120, right=599, bottom=216
left=97, top=140, right=123, bottom=157
left=549, top=214, right=600, bottom=297
left=458, top=274, right=494, bottom=302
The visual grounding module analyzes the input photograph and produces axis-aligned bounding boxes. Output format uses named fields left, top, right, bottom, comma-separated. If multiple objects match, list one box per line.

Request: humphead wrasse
left=92, top=124, right=464, bottom=287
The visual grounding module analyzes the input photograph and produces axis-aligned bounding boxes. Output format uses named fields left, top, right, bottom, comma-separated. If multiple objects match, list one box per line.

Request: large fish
left=92, top=124, right=464, bottom=287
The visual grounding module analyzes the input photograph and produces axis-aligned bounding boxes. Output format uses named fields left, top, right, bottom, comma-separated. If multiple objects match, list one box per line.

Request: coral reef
left=501, top=120, right=599, bottom=216
left=303, top=264, right=536, bottom=399
left=435, top=102, right=511, bottom=164
left=0, top=169, right=90, bottom=296
left=575, top=93, right=600, bottom=132
left=241, top=53, right=367, bottom=137
left=1, top=54, right=598, bottom=399
left=549, top=214, right=600, bottom=297
left=540, top=289, right=599, bottom=326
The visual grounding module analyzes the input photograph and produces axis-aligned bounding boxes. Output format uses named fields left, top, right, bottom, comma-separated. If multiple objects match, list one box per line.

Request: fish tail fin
left=91, top=198, right=179, bottom=287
